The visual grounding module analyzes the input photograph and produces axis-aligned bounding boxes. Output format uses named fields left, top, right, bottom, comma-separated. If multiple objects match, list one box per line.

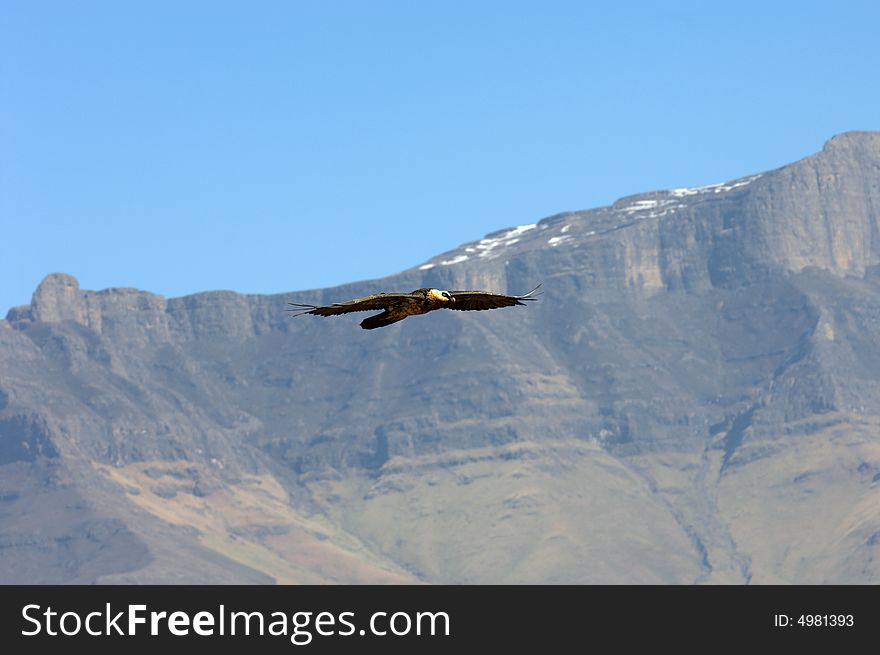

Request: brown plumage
left=288, top=284, right=542, bottom=330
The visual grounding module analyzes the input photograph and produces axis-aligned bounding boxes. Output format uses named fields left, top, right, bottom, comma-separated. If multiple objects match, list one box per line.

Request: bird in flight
left=288, top=284, right=542, bottom=330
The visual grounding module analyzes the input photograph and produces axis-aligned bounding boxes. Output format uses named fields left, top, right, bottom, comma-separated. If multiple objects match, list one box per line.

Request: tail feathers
left=360, top=312, right=406, bottom=330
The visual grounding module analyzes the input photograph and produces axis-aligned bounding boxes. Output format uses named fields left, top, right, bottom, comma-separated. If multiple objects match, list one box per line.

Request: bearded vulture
left=288, top=284, right=541, bottom=330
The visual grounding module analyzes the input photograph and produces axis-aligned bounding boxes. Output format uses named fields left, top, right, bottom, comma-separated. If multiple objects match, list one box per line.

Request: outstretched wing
left=287, top=292, right=413, bottom=317
left=447, top=284, right=542, bottom=312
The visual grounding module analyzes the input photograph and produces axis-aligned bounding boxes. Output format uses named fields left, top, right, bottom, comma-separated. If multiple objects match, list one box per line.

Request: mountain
left=2, top=131, right=880, bottom=584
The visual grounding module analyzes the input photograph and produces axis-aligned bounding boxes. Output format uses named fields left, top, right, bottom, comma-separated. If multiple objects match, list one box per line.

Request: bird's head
left=428, top=288, right=454, bottom=304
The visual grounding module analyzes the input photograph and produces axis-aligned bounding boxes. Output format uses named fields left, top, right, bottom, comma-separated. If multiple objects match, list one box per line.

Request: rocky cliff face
left=2, top=132, right=879, bottom=584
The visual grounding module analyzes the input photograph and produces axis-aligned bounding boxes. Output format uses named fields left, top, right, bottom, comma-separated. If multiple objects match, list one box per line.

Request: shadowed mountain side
left=2, top=132, right=880, bottom=583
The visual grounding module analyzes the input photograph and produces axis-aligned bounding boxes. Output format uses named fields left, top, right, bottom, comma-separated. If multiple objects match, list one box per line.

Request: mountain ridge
left=8, top=131, right=878, bottom=324
left=2, top=131, right=879, bottom=583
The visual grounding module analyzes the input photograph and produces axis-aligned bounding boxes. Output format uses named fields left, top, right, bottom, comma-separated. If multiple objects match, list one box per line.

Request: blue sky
left=2, top=1, right=878, bottom=312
